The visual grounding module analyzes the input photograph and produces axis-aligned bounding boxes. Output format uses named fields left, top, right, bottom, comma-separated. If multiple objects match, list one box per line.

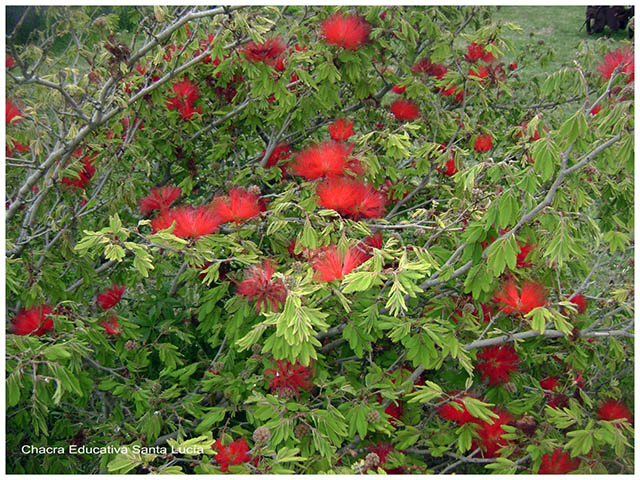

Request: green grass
left=491, top=5, right=631, bottom=77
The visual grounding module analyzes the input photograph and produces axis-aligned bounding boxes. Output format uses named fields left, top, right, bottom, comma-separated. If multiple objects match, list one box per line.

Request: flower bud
left=294, top=424, right=310, bottom=438
left=125, top=340, right=138, bottom=351
left=364, top=452, right=380, bottom=469
left=462, top=303, right=475, bottom=314
left=366, top=410, right=381, bottom=424
left=252, top=426, right=271, bottom=444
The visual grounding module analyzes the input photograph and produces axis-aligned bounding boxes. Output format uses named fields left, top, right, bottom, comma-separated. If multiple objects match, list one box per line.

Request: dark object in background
left=585, top=6, right=634, bottom=37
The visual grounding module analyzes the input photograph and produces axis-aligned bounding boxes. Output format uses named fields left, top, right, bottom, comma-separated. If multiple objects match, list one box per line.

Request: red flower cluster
left=464, top=42, right=496, bottom=64
left=11, top=305, right=54, bottom=336
left=263, top=143, right=292, bottom=172
left=474, top=134, right=493, bottom=152
left=492, top=280, right=547, bottom=315
left=316, top=177, right=387, bottom=220
left=6, top=138, right=30, bottom=157
left=6, top=99, right=22, bottom=124
left=567, top=293, right=587, bottom=315
left=213, top=438, right=252, bottom=473
left=152, top=206, right=221, bottom=239
left=320, top=14, right=371, bottom=50
left=291, top=141, right=360, bottom=180
left=165, top=78, right=201, bottom=120
left=139, top=186, right=182, bottom=216
left=516, top=241, right=535, bottom=268
left=597, top=46, right=634, bottom=84
left=311, top=244, right=369, bottom=282
left=328, top=118, right=355, bottom=142
left=97, top=284, right=126, bottom=310
left=473, top=410, right=513, bottom=458
left=538, top=449, right=581, bottom=474
left=539, top=376, right=559, bottom=392
left=7, top=56, right=16, bottom=68
left=367, top=442, right=405, bottom=474
left=240, top=36, right=287, bottom=66
left=265, top=360, right=313, bottom=397
left=389, top=98, right=420, bottom=121
left=391, top=84, right=406, bottom=94
left=237, top=260, right=287, bottom=312
left=412, top=57, right=448, bottom=79
left=211, top=187, right=266, bottom=224
left=435, top=143, right=458, bottom=177
left=62, top=153, right=96, bottom=190
left=101, top=313, right=121, bottom=336
left=438, top=395, right=479, bottom=425
left=596, top=399, right=632, bottom=424
left=475, top=344, right=520, bottom=385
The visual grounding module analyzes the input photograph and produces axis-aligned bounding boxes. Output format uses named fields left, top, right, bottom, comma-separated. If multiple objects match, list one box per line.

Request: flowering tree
left=6, top=5, right=634, bottom=474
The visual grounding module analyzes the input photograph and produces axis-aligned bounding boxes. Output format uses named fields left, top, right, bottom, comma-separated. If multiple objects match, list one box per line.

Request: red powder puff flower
left=265, top=360, right=313, bottom=397
left=316, top=177, right=387, bottom=220
left=369, top=442, right=393, bottom=465
left=590, top=104, right=602, bottom=115
left=412, top=58, right=448, bottom=79
left=6, top=99, right=22, bottom=124
left=540, top=376, right=559, bottom=391
left=596, top=399, right=632, bottom=424
left=517, top=121, right=541, bottom=142
left=438, top=396, right=478, bottom=425
left=392, top=84, right=407, bottom=94
left=62, top=155, right=96, bottom=189
left=597, top=47, right=634, bottom=84
left=101, top=313, right=121, bottom=336
left=357, top=231, right=383, bottom=258
left=469, top=65, right=490, bottom=80
left=6, top=139, right=30, bottom=157
left=263, top=143, right=292, bottom=172
left=474, top=410, right=513, bottom=458
left=291, top=141, right=355, bottom=180
left=508, top=62, right=517, bottom=70
left=97, top=284, right=126, bottom=310
left=213, top=438, right=252, bottom=473
left=240, top=36, right=287, bottom=64
left=320, top=13, right=371, bottom=50
left=139, top=185, right=182, bottom=216
left=436, top=145, right=458, bottom=177
left=288, top=238, right=312, bottom=259
left=384, top=401, right=403, bottom=425
left=237, top=260, right=287, bottom=312
left=177, top=102, right=202, bottom=121
left=538, top=449, right=581, bottom=474
left=567, top=294, right=587, bottom=314
left=474, top=134, right=493, bottom=152
left=11, top=305, right=54, bottom=336
left=311, top=244, right=369, bottom=282
left=516, top=241, right=535, bottom=268
left=211, top=187, right=266, bottom=224
left=7, top=56, right=16, bottom=68
left=493, top=280, right=547, bottom=315
left=464, top=43, right=486, bottom=63
left=328, top=118, right=355, bottom=142
left=151, top=206, right=221, bottom=238
left=476, top=344, right=520, bottom=385
left=389, top=98, right=420, bottom=121
left=169, top=78, right=200, bottom=105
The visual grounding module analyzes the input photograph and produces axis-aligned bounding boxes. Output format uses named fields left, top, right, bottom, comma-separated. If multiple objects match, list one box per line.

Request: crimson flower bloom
left=62, top=154, right=96, bottom=190
left=538, top=449, right=581, bottom=474
left=316, top=177, right=387, bottom=220
left=311, top=244, right=369, bottom=282
left=213, top=438, right=252, bottom=473
left=492, top=280, right=547, bottom=315
left=165, top=78, right=201, bottom=120
left=391, top=84, right=407, bottom=94
left=389, top=98, right=420, bottom=121
left=11, top=305, right=54, bottom=336
left=508, top=62, right=517, bottom=70
left=590, top=104, right=602, bottom=115
left=464, top=43, right=486, bottom=63
left=6, top=99, right=22, bottom=124
left=237, top=260, right=287, bottom=312
left=596, top=399, right=632, bottom=424
left=97, top=284, right=126, bottom=310
left=151, top=206, right=221, bottom=238
left=475, top=344, right=519, bottom=385
left=101, top=314, right=121, bottom=336
left=328, top=118, right=355, bottom=142
left=384, top=401, right=403, bottom=425
left=567, top=294, right=587, bottom=314
left=320, top=13, right=371, bottom=50
left=596, top=47, right=634, bottom=84
left=469, top=65, right=490, bottom=80
left=291, top=141, right=356, bottom=180
left=474, top=410, right=513, bottom=458
left=265, top=360, right=313, bottom=397
left=240, top=36, right=287, bottom=64
left=474, top=134, right=493, bottom=152
left=357, top=231, right=383, bottom=259
left=438, top=396, right=478, bottom=425
left=436, top=145, right=458, bottom=177
left=211, top=187, right=266, bottom=224
left=6, top=140, right=30, bottom=157
left=540, top=376, right=559, bottom=391
left=7, top=56, right=16, bottom=68
left=139, top=185, right=182, bottom=216
left=516, top=241, right=535, bottom=268
left=263, top=143, right=292, bottom=172
left=412, top=58, right=448, bottom=79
